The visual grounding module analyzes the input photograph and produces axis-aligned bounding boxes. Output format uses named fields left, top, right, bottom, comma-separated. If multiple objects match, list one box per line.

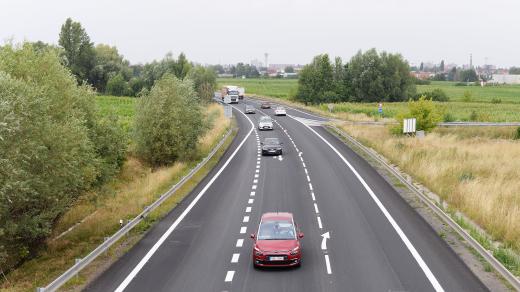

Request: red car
left=251, top=212, right=304, bottom=268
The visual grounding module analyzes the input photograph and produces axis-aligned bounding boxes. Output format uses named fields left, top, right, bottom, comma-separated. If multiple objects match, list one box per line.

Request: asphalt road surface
left=86, top=99, right=487, bottom=292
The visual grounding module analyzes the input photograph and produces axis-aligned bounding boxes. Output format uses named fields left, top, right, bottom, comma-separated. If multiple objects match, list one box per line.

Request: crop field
left=417, top=81, right=520, bottom=103
left=218, top=78, right=520, bottom=122
left=96, top=95, right=136, bottom=131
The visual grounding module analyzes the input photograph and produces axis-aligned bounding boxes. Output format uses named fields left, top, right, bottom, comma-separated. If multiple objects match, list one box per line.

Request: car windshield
left=257, top=220, right=296, bottom=240
left=228, top=90, right=238, bottom=95
left=260, top=116, right=271, bottom=122
left=276, top=107, right=284, bottom=110
left=264, top=138, right=280, bottom=145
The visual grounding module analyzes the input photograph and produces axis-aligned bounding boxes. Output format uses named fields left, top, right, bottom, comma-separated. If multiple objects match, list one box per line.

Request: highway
left=86, top=98, right=487, bottom=292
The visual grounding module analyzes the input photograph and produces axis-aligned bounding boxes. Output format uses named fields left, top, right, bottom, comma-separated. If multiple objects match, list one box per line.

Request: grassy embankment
left=1, top=98, right=233, bottom=291
left=218, top=78, right=520, bottom=122
left=333, top=123, right=520, bottom=276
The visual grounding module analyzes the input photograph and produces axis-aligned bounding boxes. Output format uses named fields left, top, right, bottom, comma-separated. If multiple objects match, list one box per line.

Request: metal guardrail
left=327, top=124, right=520, bottom=291
left=40, top=127, right=233, bottom=292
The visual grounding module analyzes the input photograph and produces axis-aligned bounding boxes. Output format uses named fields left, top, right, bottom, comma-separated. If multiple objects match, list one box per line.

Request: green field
left=96, top=95, right=136, bottom=131
left=417, top=81, right=520, bottom=103
left=217, top=78, right=520, bottom=122
left=218, top=78, right=297, bottom=99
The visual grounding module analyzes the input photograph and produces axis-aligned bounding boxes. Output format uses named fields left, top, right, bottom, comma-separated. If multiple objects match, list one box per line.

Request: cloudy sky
left=1, top=0, right=519, bottom=67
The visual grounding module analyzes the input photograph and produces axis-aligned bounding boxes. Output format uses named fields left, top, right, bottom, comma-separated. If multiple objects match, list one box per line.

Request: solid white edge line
left=225, top=271, right=235, bottom=282
left=114, top=105, right=255, bottom=292
left=290, top=116, right=444, bottom=292
left=236, top=239, right=244, bottom=247
left=324, top=255, right=332, bottom=274
left=231, top=253, right=240, bottom=263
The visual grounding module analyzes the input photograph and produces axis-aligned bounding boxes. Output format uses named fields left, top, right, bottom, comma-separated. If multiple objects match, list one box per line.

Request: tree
left=509, top=67, right=520, bottom=75
left=344, top=49, right=415, bottom=102
left=89, top=44, right=131, bottom=93
left=459, top=69, right=478, bottom=82
left=284, top=66, right=294, bottom=73
left=420, top=62, right=424, bottom=71
left=295, top=54, right=334, bottom=104
left=134, top=75, right=204, bottom=166
left=440, top=60, right=445, bottom=72
left=0, top=43, right=126, bottom=270
left=58, top=18, right=95, bottom=83
left=106, top=73, right=131, bottom=96
left=187, top=65, right=217, bottom=101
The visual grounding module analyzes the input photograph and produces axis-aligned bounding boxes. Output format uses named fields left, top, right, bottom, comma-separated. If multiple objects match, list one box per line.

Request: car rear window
left=257, top=220, right=296, bottom=240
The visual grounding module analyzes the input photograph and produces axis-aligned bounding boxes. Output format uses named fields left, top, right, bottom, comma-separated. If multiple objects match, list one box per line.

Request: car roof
left=261, top=212, right=293, bottom=221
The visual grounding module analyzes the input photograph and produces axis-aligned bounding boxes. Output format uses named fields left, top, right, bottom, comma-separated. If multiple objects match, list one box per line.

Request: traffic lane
left=245, top=97, right=328, bottom=122
left=231, top=119, right=335, bottom=292
left=310, top=126, right=487, bottom=292
left=256, top=101, right=486, bottom=291
left=86, top=107, right=256, bottom=292
left=268, top=116, right=431, bottom=291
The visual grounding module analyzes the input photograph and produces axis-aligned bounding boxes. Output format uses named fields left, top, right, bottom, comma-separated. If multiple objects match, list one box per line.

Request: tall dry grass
left=336, top=122, right=520, bottom=252
left=2, top=103, right=231, bottom=291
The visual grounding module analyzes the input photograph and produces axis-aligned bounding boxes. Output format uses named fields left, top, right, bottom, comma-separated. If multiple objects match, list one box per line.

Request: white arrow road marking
left=321, top=232, right=330, bottom=250
left=290, top=115, right=444, bottom=292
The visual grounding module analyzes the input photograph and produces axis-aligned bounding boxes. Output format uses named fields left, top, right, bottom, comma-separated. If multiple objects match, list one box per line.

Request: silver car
left=258, top=116, right=273, bottom=130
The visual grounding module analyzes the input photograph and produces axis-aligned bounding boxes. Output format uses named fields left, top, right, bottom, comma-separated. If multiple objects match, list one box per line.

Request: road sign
left=224, top=104, right=232, bottom=118
left=403, top=118, right=416, bottom=134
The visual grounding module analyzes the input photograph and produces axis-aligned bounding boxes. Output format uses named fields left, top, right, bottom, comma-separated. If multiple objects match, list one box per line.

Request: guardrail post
left=75, top=258, right=81, bottom=279
left=36, top=287, right=45, bottom=292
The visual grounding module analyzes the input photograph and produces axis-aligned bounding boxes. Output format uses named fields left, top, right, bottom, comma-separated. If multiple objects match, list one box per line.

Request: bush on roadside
left=134, top=74, right=204, bottom=166
left=396, top=96, right=444, bottom=132
left=514, top=127, right=520, bottom=140
left=418, top=88, right=449, bottom=102
left=0, top=43, right=127, bottom=271
left=491, top=97, right=502, bottom=104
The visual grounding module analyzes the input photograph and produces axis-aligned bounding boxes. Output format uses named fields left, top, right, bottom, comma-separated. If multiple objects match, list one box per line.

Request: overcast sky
left=1, top=0, right=519, bottom=67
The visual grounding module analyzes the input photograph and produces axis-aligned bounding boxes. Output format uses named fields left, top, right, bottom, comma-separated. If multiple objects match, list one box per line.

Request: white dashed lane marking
left=243, top=216, right=249, bottom=223
left=250, top=191, right=255, bottom=196
left=236, top=239, right=244, bottom=247
left=252, top=185, right=257, bottom=190
left=317, top=217, right=323, bottom=229
left=231, top=253, right=240, bottom=263
left=225, top=271, right=235, bottom=282
left=314, top=203, right=319, bottom=214
left=246, top=206, right=252, bottom=213
left=240, top=226, right=247, bottom=234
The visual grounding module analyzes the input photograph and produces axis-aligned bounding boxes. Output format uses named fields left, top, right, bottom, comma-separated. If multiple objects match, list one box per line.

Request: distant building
left=489, top=74, right=520, bottom=84
left=410, top=71, right=434, bottom=80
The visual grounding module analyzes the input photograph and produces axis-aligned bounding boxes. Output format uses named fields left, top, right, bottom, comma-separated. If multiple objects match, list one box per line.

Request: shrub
left=106, top=73, right=131, bottom=96
left=419, top=88, right=449, bottom=102
left=514, top=127, right=520, bottom=140
left=462, top=91, right=473, bottom=102
left=470, top=110, right=478, bottom=121
left=0, top=43, right=127, bottom=270
left=397, top=96, right=443, bottom=132
left=491, top=97, right=502, bottom=104
left=413, top=77, right=431, bottom=85
left=134, top=74, right=204, bottom=166
left=443, top=112, right=455, bottom=122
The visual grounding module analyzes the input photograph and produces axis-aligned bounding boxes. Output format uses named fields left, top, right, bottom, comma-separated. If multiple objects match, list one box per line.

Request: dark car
left=260, top=102, right=271, bottom=109
left=251, top=212, right=303, bottom=268
left=244, top=105, right=256, bottom=114
left=261, top=137, right=283, bottom=155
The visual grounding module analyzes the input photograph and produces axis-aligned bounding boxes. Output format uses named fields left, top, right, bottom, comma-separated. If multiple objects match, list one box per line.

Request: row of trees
left=57, top=18, right=216, bottom=98
left=296, top=49, right=416, bottom=104
left=0, top=43, right=127, bottom=270
left=0, top=42, right=211, bottom=271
